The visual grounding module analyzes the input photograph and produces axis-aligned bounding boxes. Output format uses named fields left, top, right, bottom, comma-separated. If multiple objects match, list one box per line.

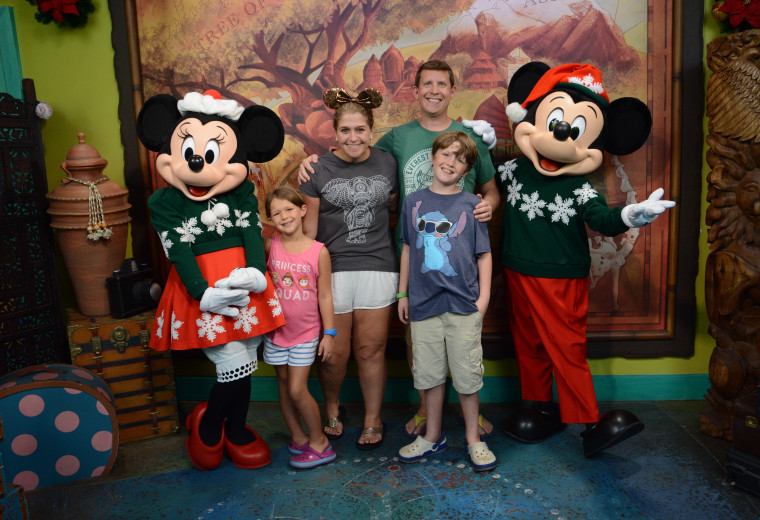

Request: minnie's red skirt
left=149, top=247, right=285, bottom=351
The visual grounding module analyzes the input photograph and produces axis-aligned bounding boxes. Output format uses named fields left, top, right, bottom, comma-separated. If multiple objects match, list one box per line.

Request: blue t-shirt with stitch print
left=400, top=188, right=490, bottom=322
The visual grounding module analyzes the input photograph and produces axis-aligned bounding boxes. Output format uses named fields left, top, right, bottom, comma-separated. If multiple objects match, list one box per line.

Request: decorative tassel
left=65, top=176, right=112, bottom=241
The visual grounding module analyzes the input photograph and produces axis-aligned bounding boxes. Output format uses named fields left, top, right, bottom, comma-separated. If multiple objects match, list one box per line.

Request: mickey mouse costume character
left=499, top=63, right=675, bottom=457
left=137, top=90, right=286, bottom=470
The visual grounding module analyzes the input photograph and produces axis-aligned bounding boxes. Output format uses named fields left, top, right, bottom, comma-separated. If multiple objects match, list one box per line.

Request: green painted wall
left=3, top=1, right=129, bottom=263
left=4, top=0, right=724, bottom=395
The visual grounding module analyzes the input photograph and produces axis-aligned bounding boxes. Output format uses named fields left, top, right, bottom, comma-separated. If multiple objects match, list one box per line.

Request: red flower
left=38, top=0, right=80, bottom=23
left=719, top=0, right=760, bottom=28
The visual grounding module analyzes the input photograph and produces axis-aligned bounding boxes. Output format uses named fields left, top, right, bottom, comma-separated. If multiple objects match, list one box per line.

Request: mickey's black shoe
left=503, top=401, right=566, bottom=444
left=582, top=409, right=644, bottom=457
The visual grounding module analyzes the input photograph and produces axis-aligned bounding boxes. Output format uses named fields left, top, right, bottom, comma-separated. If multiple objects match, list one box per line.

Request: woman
left=300, top=87, right=398, bottom=450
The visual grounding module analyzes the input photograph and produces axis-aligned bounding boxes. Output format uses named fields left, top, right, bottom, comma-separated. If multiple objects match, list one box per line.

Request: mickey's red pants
left=504, top=267, right=599, bottom=424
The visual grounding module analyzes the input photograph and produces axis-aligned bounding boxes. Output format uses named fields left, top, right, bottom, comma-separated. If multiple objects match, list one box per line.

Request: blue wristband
left=323, top=328, right=337, bottom=337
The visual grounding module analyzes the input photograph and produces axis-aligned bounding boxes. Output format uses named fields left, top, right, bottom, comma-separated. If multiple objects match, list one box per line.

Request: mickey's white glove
left=621, top=188, right=676, bottom=228
left=214, top=267, right=267, bottom=293
left=462, top=119, right=496, bottom=150
left=199, top=287, right=250, bottom=317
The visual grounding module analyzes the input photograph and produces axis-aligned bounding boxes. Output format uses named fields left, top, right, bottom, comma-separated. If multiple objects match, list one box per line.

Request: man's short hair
left=415, top=60, right=456, bottom=88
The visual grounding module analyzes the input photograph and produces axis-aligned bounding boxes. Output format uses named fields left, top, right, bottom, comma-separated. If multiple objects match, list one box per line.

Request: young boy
left=396, top=131, right=495, bottom=472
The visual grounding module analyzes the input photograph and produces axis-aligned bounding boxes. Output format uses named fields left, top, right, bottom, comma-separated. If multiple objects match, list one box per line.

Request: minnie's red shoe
left=224, top=425, right=272, bottom=469
left=185, top=402, right=225, bottom=471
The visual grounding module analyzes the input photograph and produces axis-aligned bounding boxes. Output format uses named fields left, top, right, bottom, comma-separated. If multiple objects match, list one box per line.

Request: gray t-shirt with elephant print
left=300, top=148, right=398, bottom=273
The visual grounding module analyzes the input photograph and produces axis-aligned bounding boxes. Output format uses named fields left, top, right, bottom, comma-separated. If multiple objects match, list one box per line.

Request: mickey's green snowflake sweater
left=498, top=156, right=628, bottom=279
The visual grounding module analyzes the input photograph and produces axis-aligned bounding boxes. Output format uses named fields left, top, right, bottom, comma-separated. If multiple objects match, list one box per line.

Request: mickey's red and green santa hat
left=506, top=63, right=609, bottom=123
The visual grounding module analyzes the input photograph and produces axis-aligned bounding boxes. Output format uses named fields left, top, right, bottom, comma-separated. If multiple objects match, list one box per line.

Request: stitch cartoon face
left=417, top=211, right=455, bottom=238
left=412, top=201, right=467, bottom=278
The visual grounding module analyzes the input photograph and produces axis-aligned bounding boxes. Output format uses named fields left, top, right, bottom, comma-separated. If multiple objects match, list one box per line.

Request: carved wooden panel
left=701, top=30, right=760, bottom=440
left=0, top=80, right=68, bottom=374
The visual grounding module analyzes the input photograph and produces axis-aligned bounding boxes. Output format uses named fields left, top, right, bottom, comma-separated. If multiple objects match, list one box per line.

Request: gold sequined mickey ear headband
left=323, top=87, right=383, bottom=110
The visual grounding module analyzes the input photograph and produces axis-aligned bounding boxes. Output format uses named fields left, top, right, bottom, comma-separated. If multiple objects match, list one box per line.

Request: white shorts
left=332, top=271, right=399, bottom=315
left=262, top=337, right=319, bottom=367
left=202, top=335, right=262, bottom=383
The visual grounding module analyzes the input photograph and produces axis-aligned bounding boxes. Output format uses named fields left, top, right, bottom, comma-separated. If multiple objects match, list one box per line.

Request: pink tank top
left=265, top=236, right=324, bottom=347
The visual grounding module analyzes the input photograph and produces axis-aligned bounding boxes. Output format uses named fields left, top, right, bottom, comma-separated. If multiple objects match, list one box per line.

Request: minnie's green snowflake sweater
left=148, top=180, right=267, bottom=300
left=498, top=156, right=629, bottom=279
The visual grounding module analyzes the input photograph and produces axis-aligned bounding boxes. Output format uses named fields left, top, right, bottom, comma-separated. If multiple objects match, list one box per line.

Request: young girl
left=264, top=186, right=337, bottom=469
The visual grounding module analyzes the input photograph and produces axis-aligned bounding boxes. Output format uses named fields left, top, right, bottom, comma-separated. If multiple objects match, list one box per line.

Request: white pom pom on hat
left=177, top=89, right=244, bottom=122
left=506, top=102, right=528, bottom=123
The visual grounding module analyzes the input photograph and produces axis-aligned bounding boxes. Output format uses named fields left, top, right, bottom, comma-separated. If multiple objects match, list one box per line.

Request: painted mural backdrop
left=135, top=0, right=674, bottom=338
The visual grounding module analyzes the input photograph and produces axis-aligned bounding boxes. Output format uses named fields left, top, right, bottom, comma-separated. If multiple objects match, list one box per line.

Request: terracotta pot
left=46, top=133, right=131, bottom=316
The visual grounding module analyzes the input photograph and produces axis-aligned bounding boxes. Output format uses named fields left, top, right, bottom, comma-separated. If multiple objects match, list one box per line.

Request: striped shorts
left=262, top=337, right=319, bottom=367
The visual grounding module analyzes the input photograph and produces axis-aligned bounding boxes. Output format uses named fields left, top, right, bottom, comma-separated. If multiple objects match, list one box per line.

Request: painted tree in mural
left=139, top=0, right=474, bottom=155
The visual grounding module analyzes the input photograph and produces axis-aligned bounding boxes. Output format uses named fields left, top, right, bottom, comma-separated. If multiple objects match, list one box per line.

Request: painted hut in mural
left=464, top=51, right=507, bottom=90
left=359, top=55, right=388, bottom=95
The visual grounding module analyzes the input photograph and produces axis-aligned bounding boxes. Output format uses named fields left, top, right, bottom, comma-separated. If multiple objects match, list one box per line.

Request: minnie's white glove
left=199, top=287, right=250, bottom=317
left=621, top=188, right=676, bottom=228
left=462, top=119, right=496, bottom=150
left=214, top=267, right=268, bottom=293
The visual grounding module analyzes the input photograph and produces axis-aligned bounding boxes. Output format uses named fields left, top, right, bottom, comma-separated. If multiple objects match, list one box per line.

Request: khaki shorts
left=410, top=312, right=484, bottom=394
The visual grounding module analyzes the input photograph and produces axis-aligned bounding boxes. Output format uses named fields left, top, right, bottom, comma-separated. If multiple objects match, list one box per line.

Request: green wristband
left=396, top=292, right=408, bottom=298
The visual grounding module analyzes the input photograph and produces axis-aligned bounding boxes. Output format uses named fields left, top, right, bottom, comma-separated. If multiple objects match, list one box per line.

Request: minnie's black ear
left=136, top=94, right=181, bottom=152
left=237, top=105, right=285, bottom=163
left=605, top=97, right=652, bottom=156
left=507, top=62, right=551, bottom=105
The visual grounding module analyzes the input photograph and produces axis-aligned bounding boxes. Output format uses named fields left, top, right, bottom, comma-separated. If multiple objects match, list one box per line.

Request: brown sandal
left=356, top=424, right=384, bottom=451
left=323, top=405, right=345, bottom=440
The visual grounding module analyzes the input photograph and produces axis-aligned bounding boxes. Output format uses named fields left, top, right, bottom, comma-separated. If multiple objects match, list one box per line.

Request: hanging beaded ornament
left=65, top=176, right=113, bottom=240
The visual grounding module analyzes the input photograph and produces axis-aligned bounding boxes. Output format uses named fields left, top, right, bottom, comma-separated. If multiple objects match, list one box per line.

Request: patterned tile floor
left=24, top=401, right=760, bottom=519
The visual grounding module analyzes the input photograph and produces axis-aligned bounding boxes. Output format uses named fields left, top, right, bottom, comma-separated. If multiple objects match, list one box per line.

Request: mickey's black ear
left=136, top=94, right=181, bottom=152
left=605, top=98, right=652, bottom=156
left=237, top=105, right=285, bottom=163
left=507, top=62, right=551, bottom=105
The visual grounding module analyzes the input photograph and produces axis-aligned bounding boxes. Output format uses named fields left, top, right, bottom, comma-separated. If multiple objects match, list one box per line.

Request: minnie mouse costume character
left=499, top=63, right=675, bottom=457
left=137, top=90, right=286, bottom=470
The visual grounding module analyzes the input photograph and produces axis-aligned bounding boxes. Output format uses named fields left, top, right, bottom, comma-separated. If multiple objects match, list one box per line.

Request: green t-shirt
left=375, top=119, right=496, bottom=254
left=498, top=156, right=629, bottom=279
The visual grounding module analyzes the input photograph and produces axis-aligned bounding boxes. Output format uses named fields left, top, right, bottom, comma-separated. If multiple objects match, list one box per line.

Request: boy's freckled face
left=432, top=142, right=468, bottom=187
